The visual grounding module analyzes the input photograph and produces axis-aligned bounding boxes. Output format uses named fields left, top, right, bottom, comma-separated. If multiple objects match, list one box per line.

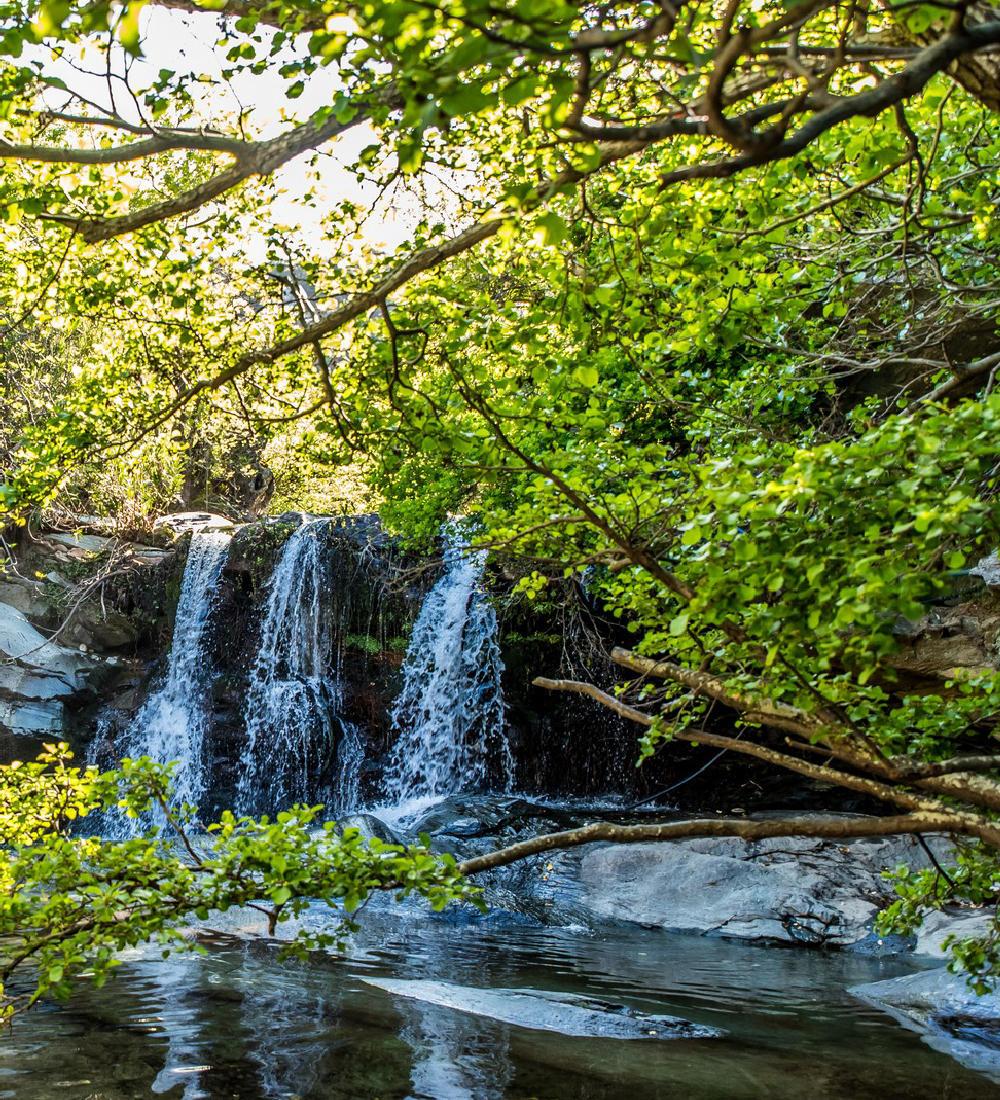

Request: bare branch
left=610, top=646, right=837, bottom=736
left=124, top=135, right=656, bottom=436
left=40, top=84, right=401, bottom=241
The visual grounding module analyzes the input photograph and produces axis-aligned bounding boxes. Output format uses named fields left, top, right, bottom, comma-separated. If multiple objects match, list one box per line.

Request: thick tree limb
left=534, top=676, right=935, bottom=809
left=455, top=812, right=984, bottom=876
left=0, top=129, right=249, bottom=165
left=916, top=771, right=1000, bottom=812
left=894, top=753, right=1000, bottom=777
left=149, top=0, right=311, bottom=26
left=657, top=21, right=1000, bottom=188
left=894, top=0, right=1000, bottom=113
left=905, top=348, right=1000, bottom=411
left=532, top=675, right=1000, bottom=840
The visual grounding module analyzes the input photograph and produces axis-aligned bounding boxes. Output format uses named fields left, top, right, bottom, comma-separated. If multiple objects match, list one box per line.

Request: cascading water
left=108, top=531, right=230, bottom=825
left=380, top=530, right=511, bottom=820
left=237, top=518, right=363, bottom=817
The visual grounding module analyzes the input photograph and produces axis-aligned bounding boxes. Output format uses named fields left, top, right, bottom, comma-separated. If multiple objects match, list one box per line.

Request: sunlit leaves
left=0, top=749, right=476, bottom=1022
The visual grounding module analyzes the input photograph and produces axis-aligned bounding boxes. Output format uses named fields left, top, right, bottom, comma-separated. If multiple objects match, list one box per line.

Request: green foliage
left=0, top=0, right=997, bottom=998
left=0, top=748, right=476, bottom=1024
left=344, top=632, right=381, bottom=654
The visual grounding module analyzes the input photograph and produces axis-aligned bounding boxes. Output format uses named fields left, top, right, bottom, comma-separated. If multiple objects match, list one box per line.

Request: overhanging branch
left=455, top=812, right=976, bottom=876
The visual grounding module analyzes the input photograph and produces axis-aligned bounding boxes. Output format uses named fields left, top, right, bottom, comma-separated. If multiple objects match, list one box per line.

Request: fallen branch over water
left=454, top=812, right=958, bottom=875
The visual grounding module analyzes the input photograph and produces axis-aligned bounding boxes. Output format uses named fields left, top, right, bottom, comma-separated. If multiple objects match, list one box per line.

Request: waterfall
left=380, top=531, right=510, bottom=818
left=237, top=518, right=362, bottom=817
left=113, top=531, right=230, bottom=819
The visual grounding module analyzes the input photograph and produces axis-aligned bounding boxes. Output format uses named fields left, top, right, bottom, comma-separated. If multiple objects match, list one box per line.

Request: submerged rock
left=851, top=967, right=1000, bottom=1082
left=361, top=978, right=725, bottom=1040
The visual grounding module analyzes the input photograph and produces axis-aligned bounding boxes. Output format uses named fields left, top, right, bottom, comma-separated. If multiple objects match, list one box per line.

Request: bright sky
left=35, top=6, right=416, bottom=256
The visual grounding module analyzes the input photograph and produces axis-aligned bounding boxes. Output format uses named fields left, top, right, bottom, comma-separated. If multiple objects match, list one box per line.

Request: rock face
left=851, top=967, right=1000, bottom=1082
left=886, top=551, right=1000, bottom=685
left=0, top=602, right=106, bottom=738
left=0, top=524, right=183, bottom=751
left=574, top=828, right=949, bottom=946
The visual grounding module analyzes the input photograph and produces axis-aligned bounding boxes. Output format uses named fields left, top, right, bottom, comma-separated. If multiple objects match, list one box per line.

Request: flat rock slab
left=0, top=698, right=64, bottom=734
left=0, top=602, right=101, bottom=736
left=0, top=602, right=94, bottom=684
left=362, top=978, right=725, bottom=1040
left=851, top=967, right=1000, bottom=1081
left=47, top=532, right=115, bottom=555
left=154, top=512, right=237, bottom=533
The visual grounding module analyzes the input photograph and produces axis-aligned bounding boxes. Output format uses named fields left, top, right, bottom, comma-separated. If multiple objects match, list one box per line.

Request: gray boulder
left=914, top=908, right=997, bottom=959
left=575, top=827, right=949, bottom=946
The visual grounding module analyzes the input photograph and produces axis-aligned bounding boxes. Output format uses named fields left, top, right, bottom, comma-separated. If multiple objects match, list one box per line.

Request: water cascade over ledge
left=380, top=529, right=511, bottom=821
left=237, top=518, right=363, bottom=817
left=108, top=531, right=231, bottom=823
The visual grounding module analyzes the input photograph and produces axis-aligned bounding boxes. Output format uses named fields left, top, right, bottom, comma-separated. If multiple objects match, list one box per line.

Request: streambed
left=3, top=917, right=995, bottom=1100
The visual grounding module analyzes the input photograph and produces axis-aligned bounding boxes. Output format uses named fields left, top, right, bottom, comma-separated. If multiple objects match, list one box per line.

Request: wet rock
left=335, top=813, right=403, bottom=846
left=574, top=825, right=952, bottom=947
left=850, top=967, right=1000, bottom=1082
left=361, top=978, right=725, bottom=1040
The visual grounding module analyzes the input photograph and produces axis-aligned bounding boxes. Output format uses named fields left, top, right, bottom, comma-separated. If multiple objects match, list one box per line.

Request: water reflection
left=398, top=998, right=513, bottom=1100
left=4, top=922, right=999, bottom=1100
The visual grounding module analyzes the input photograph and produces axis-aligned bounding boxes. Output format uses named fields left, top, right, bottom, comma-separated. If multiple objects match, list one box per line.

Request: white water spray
left=115, top=531, right=230, bottom=818
left=237, top=519, right=362, bottom=816
left=380, top=530, right=510, bottom=821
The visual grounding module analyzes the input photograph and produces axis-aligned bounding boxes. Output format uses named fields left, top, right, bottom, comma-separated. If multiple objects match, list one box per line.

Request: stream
left=4, top=914, right=996, bottom=1100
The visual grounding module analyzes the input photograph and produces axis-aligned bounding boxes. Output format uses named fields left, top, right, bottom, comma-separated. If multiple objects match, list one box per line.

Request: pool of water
left=3, top=913, right=997, bottom=1100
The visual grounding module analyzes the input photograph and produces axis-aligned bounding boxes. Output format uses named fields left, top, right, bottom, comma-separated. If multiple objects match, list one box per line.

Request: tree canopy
left=2, top=0, right=1000, bottom=1015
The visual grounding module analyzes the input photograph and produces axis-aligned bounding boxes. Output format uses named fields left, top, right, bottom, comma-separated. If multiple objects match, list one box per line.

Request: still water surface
left=3, top=916, right=995, bottom=1100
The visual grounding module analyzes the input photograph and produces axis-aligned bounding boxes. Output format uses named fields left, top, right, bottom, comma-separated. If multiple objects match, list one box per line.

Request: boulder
left=574, top=826, right=950, bottom=946
left=65, top=606, right=138, bottom=650
left=851, top=967, right=1000, bottom=1082
left=914, top=908, right=997, bottom=959
left=0, top=579, right=57, bottom=624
